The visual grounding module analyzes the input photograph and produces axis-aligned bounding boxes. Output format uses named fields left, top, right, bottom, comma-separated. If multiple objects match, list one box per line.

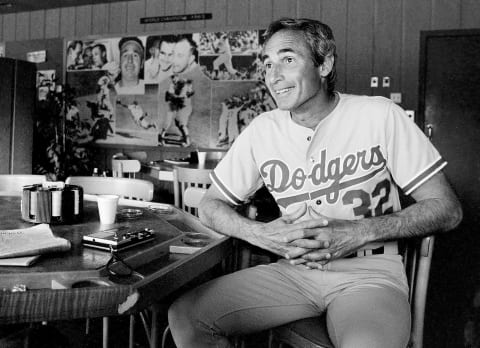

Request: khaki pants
left=169, top=254, right=410, bottom=348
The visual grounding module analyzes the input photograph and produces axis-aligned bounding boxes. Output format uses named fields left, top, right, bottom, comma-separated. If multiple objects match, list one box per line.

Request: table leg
left=150, top=304, right=159, bottom=348
left=129, top=315, right=135, bottom=348
left=102, top=317, right=109, bottom=348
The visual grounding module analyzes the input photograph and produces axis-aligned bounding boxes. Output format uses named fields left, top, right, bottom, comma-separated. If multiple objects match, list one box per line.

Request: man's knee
left=168, top=291, right=232, bottom=347
left=336, top=321, right=409, bottom=348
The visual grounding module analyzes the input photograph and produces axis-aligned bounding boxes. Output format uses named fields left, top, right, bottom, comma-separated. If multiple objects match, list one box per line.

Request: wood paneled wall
left=1, top=0, right=480, bottom=112
left=1, top=0, right=480, bottom=111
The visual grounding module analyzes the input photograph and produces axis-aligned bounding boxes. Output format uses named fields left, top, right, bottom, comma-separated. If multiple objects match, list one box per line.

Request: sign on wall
left=65, top=29, right=275, bottom=149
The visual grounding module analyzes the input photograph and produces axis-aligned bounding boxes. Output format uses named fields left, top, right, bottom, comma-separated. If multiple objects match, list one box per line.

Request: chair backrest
left=124, top=151, right=148, bottom=162
left=0, top=174, right=48, bottom=195
left=65, top=176, right=154, bottom=201
left=112, top=159, right=142, bottom=178
left=183, top=187, right=208, bottom=216
left=172, top=166, right=212, bottom=216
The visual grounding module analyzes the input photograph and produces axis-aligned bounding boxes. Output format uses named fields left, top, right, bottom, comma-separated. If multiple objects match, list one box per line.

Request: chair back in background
left=0, top=174, right=47, bottom=195
left=124, top=151, right=148, bottom=162
left=173, top=166, right=212, bottom=216
left=65, top=176, right=154, bottom=201
left=112, top=159, right=141, bottom=178
left=183, top=187, right=208, bottom=216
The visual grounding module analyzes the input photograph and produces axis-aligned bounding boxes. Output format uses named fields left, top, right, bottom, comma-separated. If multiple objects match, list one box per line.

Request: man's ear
left=319, top=54, right=334, bottom=77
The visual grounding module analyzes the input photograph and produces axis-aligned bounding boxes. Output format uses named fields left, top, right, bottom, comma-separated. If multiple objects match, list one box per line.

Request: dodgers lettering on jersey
left=260, top=145, right=395, bottom=220
left=211, top=93, right=446, bottom=221
left=261, top=145, right=386, bottom=206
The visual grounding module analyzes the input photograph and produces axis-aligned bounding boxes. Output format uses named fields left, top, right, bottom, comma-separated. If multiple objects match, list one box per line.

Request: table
left=142, top=160, right=219, bottom=182
left=0, top=195, right=232, bottom=346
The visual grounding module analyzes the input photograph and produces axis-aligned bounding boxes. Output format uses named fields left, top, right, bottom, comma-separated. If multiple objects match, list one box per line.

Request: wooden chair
left=268, top=236, right=435, bottom=348
left=172, top=166, right=212, bottom=216
left=65, top=176, right=153, bottom=201
left=160, top=185, right=209, bottom=348
left=111, top=159, right=142, bottom=178
left=161, top=170, right=213, bottom=348
left=0, top=174, right=47, bottom=195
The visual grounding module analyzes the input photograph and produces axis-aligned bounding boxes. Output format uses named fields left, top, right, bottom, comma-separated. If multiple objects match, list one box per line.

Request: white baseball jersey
left=211, top=93, right=446, bottom=220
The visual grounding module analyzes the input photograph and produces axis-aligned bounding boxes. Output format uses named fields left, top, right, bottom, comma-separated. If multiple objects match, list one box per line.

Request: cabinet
left=0, top=58, right=36, bottom=174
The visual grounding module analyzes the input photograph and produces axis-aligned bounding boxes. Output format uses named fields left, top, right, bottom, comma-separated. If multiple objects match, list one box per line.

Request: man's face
left=92, top=47, right=104, bottom=67
left=262, top=30, right=323, bottom=113
left=120, top=41, right=143, bottom=82
left=172, top=39, right=194, bottom=74
left=159, top=42, right=175, bottom=72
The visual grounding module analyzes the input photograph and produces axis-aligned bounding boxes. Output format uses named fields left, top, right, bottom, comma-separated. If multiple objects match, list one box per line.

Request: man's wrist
left=357, top=217, right=380, bottom=245
left=244, top=218, right=262, bottom=244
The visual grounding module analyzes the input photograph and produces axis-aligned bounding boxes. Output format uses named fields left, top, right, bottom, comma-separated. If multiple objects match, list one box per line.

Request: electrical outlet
left=382, top=76, right=390, bottom=88
left=390, top=93, right=402, bottom=104
left=370, top=76, right=379, bottom=88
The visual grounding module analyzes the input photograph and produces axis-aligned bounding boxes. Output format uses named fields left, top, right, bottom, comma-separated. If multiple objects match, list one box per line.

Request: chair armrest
left=420, top=235, right=434, bottom=258
left=410, top=236, right=435, bottom=348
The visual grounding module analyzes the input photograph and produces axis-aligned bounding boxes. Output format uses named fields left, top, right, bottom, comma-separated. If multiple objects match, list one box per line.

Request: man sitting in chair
left=168, top=18, right=463, bottom=347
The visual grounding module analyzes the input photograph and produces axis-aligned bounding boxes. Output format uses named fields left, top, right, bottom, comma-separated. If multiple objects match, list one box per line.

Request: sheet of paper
left=0, top=255, right=40, bottom=267
left=0, top=224, right=70, bottom=258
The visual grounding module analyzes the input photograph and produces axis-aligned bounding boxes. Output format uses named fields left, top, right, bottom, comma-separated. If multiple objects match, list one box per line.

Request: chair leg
left=268, top=330, right=285, bottom=348
left=102, top=317, right=109, bottom=348
left=129, top=315, right=135, bottom=348
left=150, top=304, right=159, bottom=348
left=161, top=325, right=171, bottom=348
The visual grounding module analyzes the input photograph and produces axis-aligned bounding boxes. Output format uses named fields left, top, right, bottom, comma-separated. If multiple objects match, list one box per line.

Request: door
left=419, top=29, right=480, bottom=348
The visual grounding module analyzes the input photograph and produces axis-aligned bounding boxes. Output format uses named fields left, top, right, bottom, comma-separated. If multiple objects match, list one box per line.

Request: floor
left=0, top=315, right=270, bottom=347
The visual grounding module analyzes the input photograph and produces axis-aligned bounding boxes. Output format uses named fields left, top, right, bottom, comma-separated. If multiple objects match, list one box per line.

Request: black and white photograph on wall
left=114, top=36, right=146, bottom=95
left=67, top=71, right=158, bottom=145
left=195, top=30, right=264, bottom=80
left=66, top=36, right=147, bottom=96
left=37, top=70, right=56, bottom=101
left=65, top=29, right=272, bottom=148
left=115, top=88, right=158, bottom=143
left=67, top=70, right=116, bottom=143
left=157, top=34, right=212, bottom=148
left=144, top=35, right=176, bottom=85
left=211, top=80, right=276, bottom=148
left=66, top=39, right=114, bottom=71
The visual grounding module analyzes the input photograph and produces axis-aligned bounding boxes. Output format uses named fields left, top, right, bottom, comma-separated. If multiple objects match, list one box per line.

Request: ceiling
left=0, top=0, right=133, bottom=14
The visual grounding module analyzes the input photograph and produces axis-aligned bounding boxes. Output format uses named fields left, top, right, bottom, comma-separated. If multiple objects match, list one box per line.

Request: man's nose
left=268, top=64, right=283, bottom=83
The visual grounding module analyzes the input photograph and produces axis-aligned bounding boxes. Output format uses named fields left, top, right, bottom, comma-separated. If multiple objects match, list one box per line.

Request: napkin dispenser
left=21, top=182, right=83, bottom=224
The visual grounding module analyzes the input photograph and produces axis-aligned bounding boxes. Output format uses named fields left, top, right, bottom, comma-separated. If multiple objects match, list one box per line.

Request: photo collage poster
left=65, top=29, right=276, bottom=148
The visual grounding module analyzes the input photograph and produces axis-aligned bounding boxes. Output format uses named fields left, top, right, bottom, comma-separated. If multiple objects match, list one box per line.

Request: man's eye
left=264, top=62, right=272, bottom=69
left=284, top=57, right=294, bottom=64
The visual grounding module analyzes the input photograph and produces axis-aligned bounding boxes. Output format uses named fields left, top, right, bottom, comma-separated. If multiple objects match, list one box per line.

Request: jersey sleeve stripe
left=402, top=157, right=447, bottom=195
left=210, top=171, right=243, bottom=206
